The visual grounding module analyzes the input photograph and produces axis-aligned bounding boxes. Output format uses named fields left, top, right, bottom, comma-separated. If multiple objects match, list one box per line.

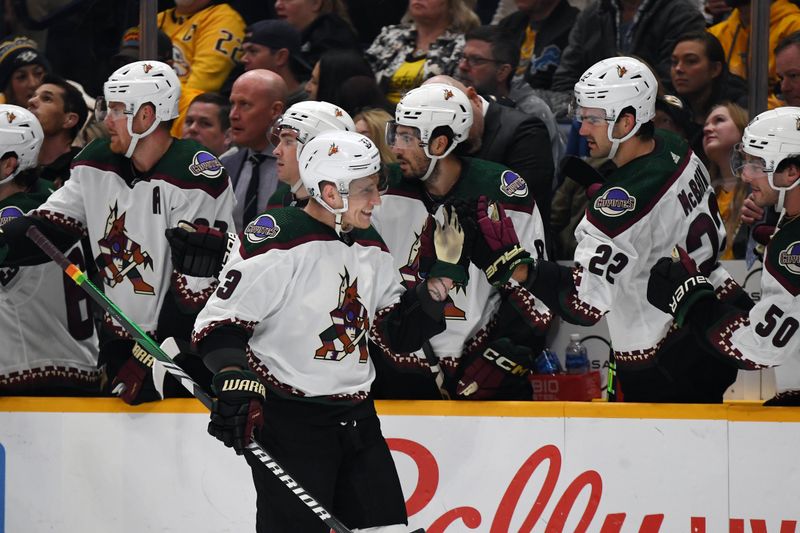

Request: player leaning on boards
left=522, top=56, right=750, bottom=403
left=0, top=60, right=235, bottom=404
left=192, top=130, right=469, bottom=533
left=648, top=107, right=800, bottom=405
left=0, top=105, right=101, bottom=395
left=370, top=82, right=552, bottom=400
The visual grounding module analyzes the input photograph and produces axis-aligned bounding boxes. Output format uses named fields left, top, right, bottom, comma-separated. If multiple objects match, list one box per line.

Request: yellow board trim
left=1, top=397, right=800, bottom=422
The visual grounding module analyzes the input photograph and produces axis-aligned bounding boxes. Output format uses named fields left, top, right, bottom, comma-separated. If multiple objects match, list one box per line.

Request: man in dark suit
left=222, top=69, right=287, bottom=232
left=426, top=75, right=555, bottom=229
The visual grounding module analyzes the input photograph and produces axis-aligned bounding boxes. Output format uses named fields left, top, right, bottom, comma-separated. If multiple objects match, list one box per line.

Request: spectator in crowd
left=544, top=0, right=706, bottom=116
left=457, top=25, right=564, bottom=167
left=653, top=94, right=693, bottom=140
left=274, top=0, right=360, bottom=67
left=703, top=102, right=750, bottom=259
left=0, top=105, right=101, bottom=397
left=223, top=69, right=287, bottom=231
left=775, top=31, right=800, bottom=107
left=354, top=107, right=396, bottom=163
left=497, top=0, right=578, bottom=91
left=335, top=75, right=393, bottom=117
left=157, top=0, right=246, bottom=129
left=181, top=92, right=231, bottom=158
left=0, top=36, right=48, bottom=107
left=27, top=74, right=88, bottom=187
left=427, top=75, right=555, bottom=228
left=709, top=0, right=800, bottom=109
left=306, top=49, right=375, bottom=105
left=669, top=31, right=747, bottom=159
left=366, top=0, right=480, bottom=104
left=240, top=19, right=312, bottom=107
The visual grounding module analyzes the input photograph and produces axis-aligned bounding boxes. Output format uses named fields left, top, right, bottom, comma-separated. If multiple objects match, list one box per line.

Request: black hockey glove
left=165, top=220, right=236, bottom=278
left=209, top=369, right=266, bottom=455
left=109, top=341, right=163, bottom=405
left=456, top=338, right=534, bottom=400
left=472, top=195, right=534, bottom=287
left=647, top=247, right=715, bottom=327
left=430, top=203, right=472, bottom=287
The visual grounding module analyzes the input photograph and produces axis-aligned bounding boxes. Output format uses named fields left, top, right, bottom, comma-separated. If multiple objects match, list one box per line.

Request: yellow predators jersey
left=158, top=3, right=244, bottom=93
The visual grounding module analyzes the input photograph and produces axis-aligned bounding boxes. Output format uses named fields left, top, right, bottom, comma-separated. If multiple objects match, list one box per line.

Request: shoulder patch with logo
left=499, top=170, right=528, bottom=198
left=593, top=187, right=637, bottom=217
left=244, top=214, right=281, bottom=244
left=0, top=206, right=24, bottom=227
left=779, top=241, right=800, bottom=275
left=188, top=151, right=224, bottom=178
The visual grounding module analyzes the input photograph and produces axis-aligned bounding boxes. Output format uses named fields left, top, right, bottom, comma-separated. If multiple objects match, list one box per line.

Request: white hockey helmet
left=573, top=56, right=657, bottom=158
left=732, top=107, right=800, bottom=211
left=0, top=105, right=43, bottom=186
left=101, top=60, right=180, bottom=158
left=300, top=130, right=382, bottom=221
left=391, top=83, right=472, bottom=159
left=274, top=101, right=355, bottom=151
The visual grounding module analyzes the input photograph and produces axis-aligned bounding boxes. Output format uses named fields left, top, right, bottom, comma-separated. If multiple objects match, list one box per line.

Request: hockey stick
left=25, top=225, right=355, bottom=533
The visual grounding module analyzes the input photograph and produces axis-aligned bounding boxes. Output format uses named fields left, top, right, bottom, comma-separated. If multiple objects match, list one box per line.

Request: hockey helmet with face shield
left=572, top=56, right=657, bottom=159
left=731, top=106, right=800, bottom=212
left=300, top=130, right=385, bottom=232
left=271, top=101, right=355, bottom=151
left=0, top=105, right=43, bottom=186
left=98, top=60, right=180, bottom=158
left=387, top=83, right=472, bottom=180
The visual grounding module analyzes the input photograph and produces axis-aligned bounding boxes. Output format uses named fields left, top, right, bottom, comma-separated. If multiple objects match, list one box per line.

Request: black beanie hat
left=0, top=36, right=50, bottom=90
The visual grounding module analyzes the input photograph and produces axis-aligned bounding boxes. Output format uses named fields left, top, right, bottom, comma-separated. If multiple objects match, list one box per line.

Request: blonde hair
left=354, top=108, right=397, bottom=164
left=707, top=102, right=749, bottom=258
left=404, top=0, right=481, bottom=33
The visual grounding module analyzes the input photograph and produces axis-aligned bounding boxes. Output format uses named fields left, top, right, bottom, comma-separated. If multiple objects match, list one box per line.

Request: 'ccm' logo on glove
left=482, top=346, right=530, bottom=377
left=669, top=275, right=710, bottom=313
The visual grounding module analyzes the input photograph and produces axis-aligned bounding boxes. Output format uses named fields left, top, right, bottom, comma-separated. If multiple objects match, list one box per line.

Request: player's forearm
left=525, top=260, right=601, bottom=326
left=378, top=281, right=448, bottom=354
left=196, top=324, right=252, bottom=373
left=683, top=298, right=763, bottom=371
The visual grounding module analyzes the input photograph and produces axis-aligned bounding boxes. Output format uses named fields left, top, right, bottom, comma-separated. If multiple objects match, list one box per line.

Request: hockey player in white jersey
left=0, top=105, right=100, bottom=395
left=164, top=100, right=355, bottom=278
left=193, top=130, right=470, bottom=532
left=523, top=56, right=749, bottom=403
left=648, top=107, right=800, bottom=404
left=0, top=61, right=235, bottom=404
left=371, top=83, right=552, bottom=400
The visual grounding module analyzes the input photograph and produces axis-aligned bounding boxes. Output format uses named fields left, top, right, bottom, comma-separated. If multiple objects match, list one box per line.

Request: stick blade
left=153, top=337, right=181, bottom=398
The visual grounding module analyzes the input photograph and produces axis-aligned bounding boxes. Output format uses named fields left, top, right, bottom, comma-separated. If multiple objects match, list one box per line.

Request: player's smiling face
left=104, top=102, right=133, bottom=155
left=740, top=158, right=779, bottom=208
left=341, top=175, right=382, bottom=229
left=577, top=107, right=612, bottom=158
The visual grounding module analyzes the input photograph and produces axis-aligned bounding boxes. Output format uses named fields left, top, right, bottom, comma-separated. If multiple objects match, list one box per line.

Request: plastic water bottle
left=565, top=334, right=589, bottom=374
left=535, top=348, right=563, bottom=375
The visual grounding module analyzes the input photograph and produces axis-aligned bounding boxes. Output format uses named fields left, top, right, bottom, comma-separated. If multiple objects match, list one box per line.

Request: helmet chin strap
left=124, top=114, right=161, bottom=159
left=419, top=157, right=438, bottom=182
left=290, top=178, right=303, bottom=194
left=606, top=120, right=640, bottom=161
left=315, top=194, right=351, bottom=237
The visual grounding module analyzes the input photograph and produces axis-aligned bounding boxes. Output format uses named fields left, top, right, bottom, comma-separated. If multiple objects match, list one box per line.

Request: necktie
left=243, top=153, right=267, bottom=225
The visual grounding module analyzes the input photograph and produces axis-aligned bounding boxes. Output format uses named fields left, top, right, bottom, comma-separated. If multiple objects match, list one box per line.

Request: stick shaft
left=25, top=225, right=353, bottom=533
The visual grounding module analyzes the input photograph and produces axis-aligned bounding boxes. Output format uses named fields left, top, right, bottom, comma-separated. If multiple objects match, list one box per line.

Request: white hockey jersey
left=568, top=130, right=737, bottom=365
left=0, top=186, right=99, bottom=391
left=33, top=138, right=235, bottom=338
left=371, top=158, right=552, bottom=371
left=194, top=209, right=406, bottom=399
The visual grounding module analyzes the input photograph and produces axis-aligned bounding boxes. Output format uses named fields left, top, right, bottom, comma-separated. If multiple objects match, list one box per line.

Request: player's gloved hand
left=110, top=342, right=163, bottom=405
left=0, top=227, right=8, bottom=264
left=430, top=203, right=471, bottom=287
left=165, top=220, right=236, bottom=277
left=456, top=338, right=534, bottom=400
left=471, top=195, right=534, bottom=287
left=647, top=246, right=715, bottom=327
left=209, top=369, right=266, bottom=455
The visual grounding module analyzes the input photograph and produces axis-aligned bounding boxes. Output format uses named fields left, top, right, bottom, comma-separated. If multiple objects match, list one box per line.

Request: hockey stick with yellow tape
left=25, top=225, right=357, bottom=533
